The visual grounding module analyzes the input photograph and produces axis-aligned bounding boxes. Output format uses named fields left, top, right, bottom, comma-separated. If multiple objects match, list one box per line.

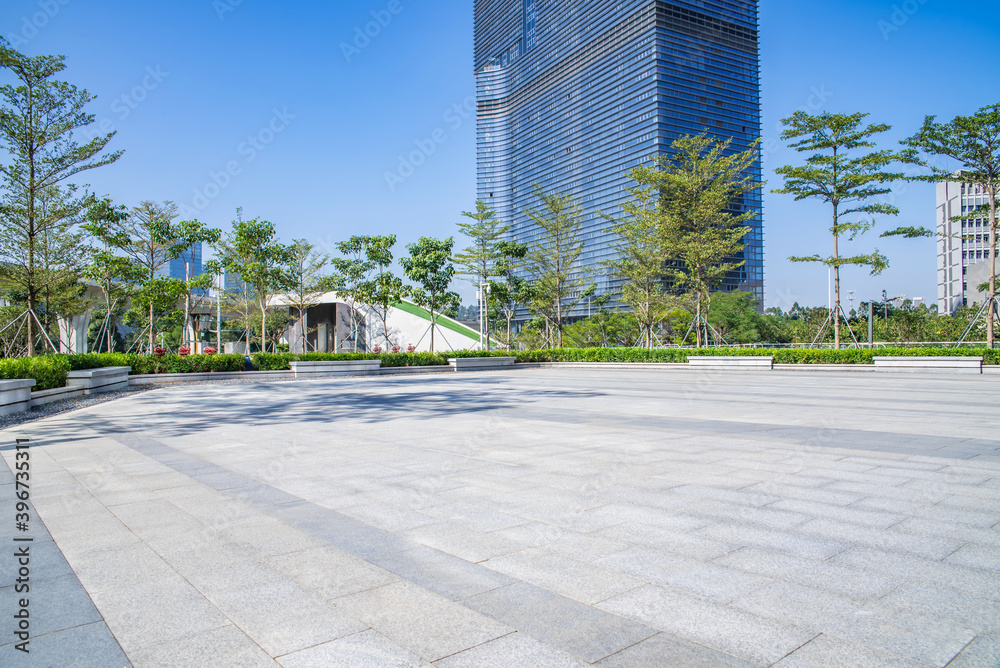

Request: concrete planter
left=65, top=366, right=131, bottom=394
left=449, top=357, right=517, bottom=372
left=688, top=356, right=774, bottom=370
left=873, top=356, right=983, bottom=374
left=30, top=386, right=85, bottom=407
left=380, top=365, right=452, bottom=375
left=0, top=379, right=35, bottom=416
left=289, top=360, right=381, bottom=378
left=129, top=370, right=295, bottom=384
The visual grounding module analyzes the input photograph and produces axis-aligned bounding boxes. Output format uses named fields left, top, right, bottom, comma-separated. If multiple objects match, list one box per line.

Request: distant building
left=937, top=177, right=997, bottom=313
left=155, top=242, right=207, bottom=294
left=474, top=0, right=763, bottom=322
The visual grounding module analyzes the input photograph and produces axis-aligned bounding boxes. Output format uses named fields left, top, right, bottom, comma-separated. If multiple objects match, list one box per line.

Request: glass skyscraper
left=475, top=0, right=763, bottom=317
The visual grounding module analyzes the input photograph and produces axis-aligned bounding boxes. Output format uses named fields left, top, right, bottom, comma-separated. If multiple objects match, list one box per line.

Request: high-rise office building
left=937, top=176, right=997, bottom=313
left=475, top=0, right=763, bottom=318
left=155, top=242, right=207, bottom=295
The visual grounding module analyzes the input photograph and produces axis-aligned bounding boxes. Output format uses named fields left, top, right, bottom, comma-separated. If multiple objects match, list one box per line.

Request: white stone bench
left=289, top=360, right=381, bottom=378
left=66, top=366, right=131, bottom=394
left=687, top=356, right=773, bottom=370
left=449, top=357, right=517, bottom=372
left=0, top=379, right=36, bottom=416
left=873, top=357, right=983, bottom=374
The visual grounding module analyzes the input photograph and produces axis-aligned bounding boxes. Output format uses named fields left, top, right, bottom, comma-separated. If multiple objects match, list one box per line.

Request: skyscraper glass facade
left=475, top=0, right=763, bottom=317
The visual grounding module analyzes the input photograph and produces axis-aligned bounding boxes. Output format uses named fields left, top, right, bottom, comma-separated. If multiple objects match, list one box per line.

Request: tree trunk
left=184, top=259, right=191, bottom=348
left=260, top=302, right=267, bottom=354
left=695, top=292, right=703, bottom=349
left=149, top=301, right=155, bottom=353
left=832, top=205, right=841, bottom=350
left=216, top=277, right=221, bottom=351
left=430, top=310, right=435, bottom=354
left=988, top=185, right=997, bottom=349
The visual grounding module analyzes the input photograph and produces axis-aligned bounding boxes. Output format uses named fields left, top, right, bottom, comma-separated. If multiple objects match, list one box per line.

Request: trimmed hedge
left=0, top=356, right=71, bottom=391
left=65, top=353, right=247, bottom=375
left=514, top=347, right=1000, bottom=365
left=251, top=351, right=450, bottom=371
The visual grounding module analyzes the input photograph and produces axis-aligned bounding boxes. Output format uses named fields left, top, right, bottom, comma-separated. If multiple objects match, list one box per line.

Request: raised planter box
left=514, top=362, right=686, bottom=370
left=873, top=357, right=983, bottom=374
left=65, top=366, right=131, bottom=394
left=0, top=379, right=35, bottom=416
left=129, top=370, right=296, bottom=385
left=30, top=385, right=85, bottom=407
left=289, top=360, right=381, bottom=378
left=449, top=357, right=517, bottom=372
left=380, top=365, right=453, bottom=375
left=688, top=356, right=774, bottom=370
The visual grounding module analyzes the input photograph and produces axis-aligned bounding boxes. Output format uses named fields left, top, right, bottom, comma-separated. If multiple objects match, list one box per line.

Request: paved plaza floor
left=1, top=368, right=999, bottom=667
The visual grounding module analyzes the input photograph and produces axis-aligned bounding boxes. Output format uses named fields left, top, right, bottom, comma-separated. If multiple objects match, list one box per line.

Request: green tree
left=638, top=134, right=760, bottom=348
left=606, top=165, right=678, bottom=349
left=524, top=186, right=590, bottom=347
left=171, top=219, right=221, bottom=348
left=329, top=236, right=376, bottom=351
left=355, top=235, right=407, bottom=349
left=0, top=42, right=122, bottom=354
left=82, top=198, right=144, bottom=352
left=489, top=240, right=534, bottom=349
left=454, top=200, right=509, bottom=350
left=774, top=112, right=903, bottom=349
left=892, top=103, right=1000, bottom=347
left=87, top=200, right=185, bottom=353
left=401, top=236, right=460, bottom=353
left=218, top=213, right=294, bottom=354
left=285, top=239, right=332, bottom=352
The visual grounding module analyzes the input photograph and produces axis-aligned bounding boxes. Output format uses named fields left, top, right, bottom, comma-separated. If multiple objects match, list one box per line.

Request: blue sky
left=1, top=0, right=998, bottom=309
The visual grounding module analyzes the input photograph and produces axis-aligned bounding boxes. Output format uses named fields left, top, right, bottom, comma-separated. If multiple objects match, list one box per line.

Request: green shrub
left=514, top=346, right=999, bottom=365
left=380, top=352, right=448, bottom=367
left=0, top=355, right=72, bottom=391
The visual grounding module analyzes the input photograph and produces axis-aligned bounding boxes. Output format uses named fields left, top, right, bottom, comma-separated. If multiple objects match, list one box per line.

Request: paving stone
left=128, top=624, right=277, bottom=667
left=732, top=580, right=973, bottom=666
left=370, top=545, right=515, bottom=600
left=944, top=543, right=1000, bottom=570
left=277, top=630, right=431, bottom=667
left=768, top=498, right=905, bottom=528
left=598, top=583, right=816, bottom=666
left=943, top=634, right=1000, bottom=668
left=824, top=480, right=951, bottom=505
left=420, top=501, right=528, bottom=532
left=715, top=547, right=901, bottom=602
left=879, top=582, right=1000, bottom=635
left=890, top=517, right=1000, bottom=547
left=483, top=547, right=643, bottom=604
left=695, top=522, right=847, bottom=560
left=496, top=522, right=632, bottom=561
left=0, top=621, right=131, bottom=668
left=464, top=582, right=656, bottom=663
left=265, top=545, right=398, bottom=601
left=597, top=547, right=770, bottom=603
left=66, top=543, right=178, bottom=593
left=334, top=581, right=511, bottom=662
left=0, top=537, right=73, bottom=588
left=795, top=518, right=962, bottom=560
left=88, top=575, right=233, bottom=653
left=595, top=632, right=754, bottom=667
left=401, top=522, right=523, bottom=562
left=771, top=633, right=930, bottom=667
left=830, top=547, right=1000, bottom=600
left=680, top=499, right=812, bottom=530
left=593, top=521, right=737, bottom=561
left=435, top=632, right=589, bottom=668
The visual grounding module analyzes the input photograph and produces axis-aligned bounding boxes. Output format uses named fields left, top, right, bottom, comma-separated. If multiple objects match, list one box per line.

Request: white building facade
left=937, top=178, right=997, bottom=314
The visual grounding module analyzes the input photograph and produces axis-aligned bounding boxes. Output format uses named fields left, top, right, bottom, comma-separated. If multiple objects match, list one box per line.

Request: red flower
left=407, top=344, right=416, bottom=353
left=203, top=347, right=217, bottom=356
left=178, top=346, right=191, bottom=357
left=153, top=346, right=167, bottom=357
left=373, top=346, right=383, bottom=354
left=391, top=346, right=400, bottom=353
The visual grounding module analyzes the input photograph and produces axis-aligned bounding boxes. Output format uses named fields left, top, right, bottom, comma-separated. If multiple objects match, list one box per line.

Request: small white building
left=272, top=292, right=489, bottom=353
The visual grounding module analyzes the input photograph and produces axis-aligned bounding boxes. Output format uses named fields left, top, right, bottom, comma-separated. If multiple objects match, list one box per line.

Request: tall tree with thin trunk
left=171, top=219, right=221, bottom=348
left=87, top=200, right=184, bottom=352
left=489, top=240, right=534, bottom=349
left=401, top=236, right=460, bottom=353
left=0, top=41, right=122, bottom=354
left=891, top=104, right=1000, bottom=348
left=218, top=214, right=294, bottom=354
left=83, top=198, right=144, bottom=352
left=329, top=236, right=376, bottom=351
left=637, top=135, right=760, bottom=348
left=524, top=186, right=590, bottom=348
left=354, top=235, right=407, bottom=349
left=285, top=239, right=331, bottom=352
left=774, top=112, right=902, bottom=349
left=454, top=201, right=508, bottom=351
